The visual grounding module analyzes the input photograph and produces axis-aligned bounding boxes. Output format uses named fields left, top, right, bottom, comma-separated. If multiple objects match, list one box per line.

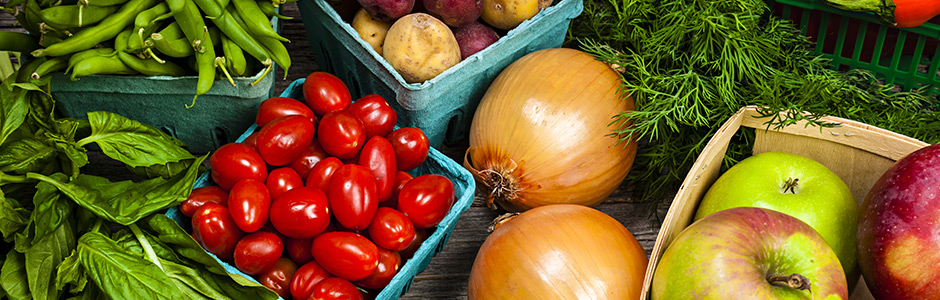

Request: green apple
left=694, top=152, right=858, bottom=281
left=652, top=207, right=848, bottom=299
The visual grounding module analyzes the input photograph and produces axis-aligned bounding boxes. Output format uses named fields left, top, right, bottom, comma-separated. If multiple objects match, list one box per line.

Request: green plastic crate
left=166, top=78, right=476, bottom=300
left=299, top=0, right=584, bottom=147
left=771, top=0, right=940, bottom=94
left=51, top=17, right=282, bottom=154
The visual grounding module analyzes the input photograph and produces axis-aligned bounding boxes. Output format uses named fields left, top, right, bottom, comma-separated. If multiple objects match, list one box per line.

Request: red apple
left=652, top=207, right=848, bottom=299
left=857, top=144, right=940, bottom=299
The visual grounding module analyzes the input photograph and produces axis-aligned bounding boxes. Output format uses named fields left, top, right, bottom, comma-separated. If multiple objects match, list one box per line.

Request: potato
left=423, top=0, right=482, bottom=27
left=453, top=21, right=499, bottom=59
left=481, top=0, right=550, bottom=30
left=352, top=8, right=392, bottom=55
left=383, top=13, right=461, bottom=83
left=357, top=0, right=415, bottom=22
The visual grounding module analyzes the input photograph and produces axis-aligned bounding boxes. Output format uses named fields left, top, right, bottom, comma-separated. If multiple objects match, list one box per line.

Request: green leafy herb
left=25, top=218, right=74, bottom=300
left=1, top=250, right=30, bottom=300
left=77, top=111, right=195, bottom=168
left=54, top=249, right=87, bottom=294
left=0, top=191, right=29, bottom=242
left=77, top=232, right=183, bottom=300
left=0, top=80, right=28, bottom=146
left=568, top=0, right=940, bottom=205
left=0, top=137, right=57, bottom=175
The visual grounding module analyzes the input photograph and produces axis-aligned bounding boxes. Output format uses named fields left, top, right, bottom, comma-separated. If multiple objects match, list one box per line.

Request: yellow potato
left=352, top=8, right=392, bottom=55
left=481, top=0, right=550, bottom=30
left=383, top=13, right=461, bottom=83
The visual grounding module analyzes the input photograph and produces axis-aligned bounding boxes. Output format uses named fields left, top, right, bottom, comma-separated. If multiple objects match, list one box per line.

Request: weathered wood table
left=0, top=4, right=672, bottom=298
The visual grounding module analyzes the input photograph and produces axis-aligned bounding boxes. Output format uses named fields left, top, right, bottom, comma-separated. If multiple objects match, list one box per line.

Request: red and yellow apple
left=652, top=207, right=848, bottom=300
left=857, top=144, right=940, bottom=299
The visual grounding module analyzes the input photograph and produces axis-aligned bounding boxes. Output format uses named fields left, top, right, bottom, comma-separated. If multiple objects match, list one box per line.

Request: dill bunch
left=567, top=0, right=940, bottom=206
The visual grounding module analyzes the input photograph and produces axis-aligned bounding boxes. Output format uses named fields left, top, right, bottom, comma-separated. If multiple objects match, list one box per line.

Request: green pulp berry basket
left=771, top=0, right=940, bottom=94
left=298, top=0, right=583, bottom=148
left=51, top=17, right=282, bottom=154
left=166, top=78, right=476, bottom=300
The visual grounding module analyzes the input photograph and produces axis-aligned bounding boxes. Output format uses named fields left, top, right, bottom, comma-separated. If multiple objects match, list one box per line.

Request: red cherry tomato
left=368, top=207, right=416, bottom=252
left=285, top=237, right=315, bottom=265
left=399, top=228, right=427, bottom=260
left=209, top=143, right=267, bottom=191
left=191, top=203, right=244, bottom=260
left=290, top=260, right=332, bottom=300
left=269, top=187, right=331, bottom=239
left=328, top=164, right=379, bottom=231
left=266, top=167, right=304, bottom=199
left=289, top=140, right=330, bottom=181
left=358, top=136, right=397, bottom=203
left=305, top=157, right=343, bottom=194
left=355, top=249, right=402, bottom=290
left=233, top=231, right=283, bottom=275
left=387, top=171, right=415, bottom=208
left=258, top=257, right=298, bottom=299
left=256, top=96, right=317, bottom=127
left=255, top=115, right=316, bottom=166
left=242, top=131, right=260, bottom=150
left=347, top=94, right=397, bottom=138
left=312, top=232, right=379, bottom=282
left=386, top=128, right=429, bottom=171
left=228, top=179, right=271, bottom=233
left=310, top=277, right=364, bottom=300
left=179, top=186, right=228, bottom=217
left=303, top=72, right=352, bottom=116
left=318, top=111, right=366, bottom=160
left=397, top=174, right=455, bottom=229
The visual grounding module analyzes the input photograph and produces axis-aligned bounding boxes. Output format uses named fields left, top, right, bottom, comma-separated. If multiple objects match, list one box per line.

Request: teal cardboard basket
left=51, top=17, right=282, bottom=154
left=298, top=0, right=584, bottom=147
left=166, top=78, right=476, bottom=299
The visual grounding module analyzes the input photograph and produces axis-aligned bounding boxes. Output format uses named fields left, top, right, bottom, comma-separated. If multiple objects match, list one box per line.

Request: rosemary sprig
left=568, top=0, right=940, bottom=206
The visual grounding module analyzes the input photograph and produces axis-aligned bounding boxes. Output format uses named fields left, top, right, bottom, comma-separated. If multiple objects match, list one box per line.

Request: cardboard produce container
left=298, top=0, right=584, bottom=147
left=640, top=105, right=929, bottom=300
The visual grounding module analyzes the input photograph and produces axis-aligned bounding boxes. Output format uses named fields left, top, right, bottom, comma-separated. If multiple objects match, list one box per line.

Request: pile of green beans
left=2, top=0, right=293, bottom=104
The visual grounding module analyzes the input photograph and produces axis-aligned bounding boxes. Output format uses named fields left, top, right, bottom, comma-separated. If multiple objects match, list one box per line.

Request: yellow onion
left=464, top=48, right=637, bottom=211
left=467, top=204, right=649, bottom=299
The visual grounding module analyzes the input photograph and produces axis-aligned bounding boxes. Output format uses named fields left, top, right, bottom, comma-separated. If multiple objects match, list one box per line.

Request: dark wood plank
left=1, top=6, right=674, bottom=299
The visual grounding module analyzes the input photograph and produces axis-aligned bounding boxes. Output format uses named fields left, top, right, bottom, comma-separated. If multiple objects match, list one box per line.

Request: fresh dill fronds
left=567, top=0, right=940, bottom=207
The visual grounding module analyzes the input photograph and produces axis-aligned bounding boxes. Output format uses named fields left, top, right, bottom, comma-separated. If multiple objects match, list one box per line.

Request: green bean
left=12, top=7, right=42, bottom=35
left=32, top=0, right=160, bottom=57
left=156, top=22, right=185, bottom=40
left=79, top=0, right=129, bottom=6
left=151, top=33, right=194, bottom=58
left=133, top=2, right=168, bottom=34
left=31, top=55, right=69, bottom=79
left=215, top=57, right=235, bottom=86
left=117, top=51, right=186, bottom=76
left=152, top=0, right=184, bottom=24
left=220, top=33, right=245, bottom=76
left=15, top=56, right=45, bottom=83
left=175, top=0, right=216, bottom=106
left=38, top=33, right=63, bottom=48
left=70, top=54, right=137, bottom=80
left=114, top=27, right=133, bottom=52
left=22, top=0, right=46, bottom=34
left=0, top=31, right=40, bottom=53
left=256, top=0, right=291, bottom=19
left=257, top=35, right=289, bottom=76
left=66, top=47, right=114, bottom=73
left=39, top=5, right=119, bottom=29
left=191, top=0, right=222, bottom=19
left=208, top=25, right=221, bottom=49
left=218, top=4, right=272, bottom=81
left=232, top=0, right=287, bottom=42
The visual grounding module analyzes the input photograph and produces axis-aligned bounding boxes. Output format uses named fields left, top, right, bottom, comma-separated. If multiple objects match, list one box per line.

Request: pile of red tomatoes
left=177, top=72, right=457, bottom=299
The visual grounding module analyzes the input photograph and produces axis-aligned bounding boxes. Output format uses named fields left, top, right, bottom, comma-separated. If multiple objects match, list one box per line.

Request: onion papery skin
left=467, top=204, right=649, bottom=300
left=464, top=48, right=637, bottom=211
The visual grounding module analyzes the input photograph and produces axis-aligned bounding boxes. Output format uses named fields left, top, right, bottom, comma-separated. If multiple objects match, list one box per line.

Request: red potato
left=453, top=21, right=499, bottom=59
left=423, top=0, right=482, bottom=27
left=357, top=0, right=416, bottom=22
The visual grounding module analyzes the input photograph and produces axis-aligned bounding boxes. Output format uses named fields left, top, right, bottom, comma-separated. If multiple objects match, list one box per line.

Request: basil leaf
left=0, top=190, right=29, bottom=242
left=25, top=217, right=74, bottom=300
left=0, top=82, right=28, bottom=146
left=137, top=215, right=227, bottom=275
left=1, top=250, right=30, bottom=300
left=24, top=86, right=56, bottom=135
left=77, top=111, right=194, bottom=168
left=127, top=158, right=199, bottom=180
left=77, top=232, right=184, bottom=300
left=27, top=154, right=207, bottom=225
left=55, top=249, right=86, bottom=294
left=31, top=173, right=72, bottom=243
left=0, top=136, right=57, bottom=175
